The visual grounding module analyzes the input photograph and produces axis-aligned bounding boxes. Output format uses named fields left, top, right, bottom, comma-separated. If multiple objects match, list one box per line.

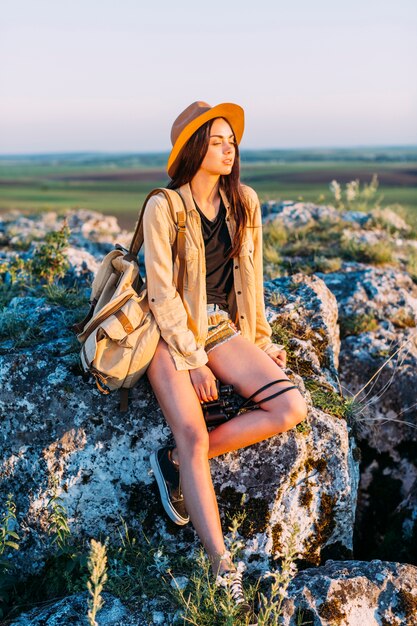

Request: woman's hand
left=268, top=348, right=287, bottom=369
left=189, top=365, right=218, bottom=403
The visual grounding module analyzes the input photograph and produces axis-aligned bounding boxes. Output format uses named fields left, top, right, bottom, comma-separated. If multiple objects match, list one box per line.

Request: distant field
left=0, top=151, right=416, bottom=230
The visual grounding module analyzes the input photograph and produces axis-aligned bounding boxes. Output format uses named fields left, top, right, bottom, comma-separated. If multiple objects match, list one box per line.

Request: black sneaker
left=150, top=446, right=190, bottom=526
left=216, top=568, right=258, bottom=625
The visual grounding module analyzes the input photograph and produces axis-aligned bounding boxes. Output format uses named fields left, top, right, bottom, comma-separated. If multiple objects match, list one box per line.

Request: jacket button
left=235, top=265, right=239, bottom=270
left=237, top=291, right=242, bottom=295
left=240, top=315, right=244, bottom=319
left=151, top=298, right=155, bottom=302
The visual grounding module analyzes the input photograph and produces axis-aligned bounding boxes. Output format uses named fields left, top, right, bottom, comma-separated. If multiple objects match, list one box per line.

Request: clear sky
left=1, top=0, right=416, bottom=153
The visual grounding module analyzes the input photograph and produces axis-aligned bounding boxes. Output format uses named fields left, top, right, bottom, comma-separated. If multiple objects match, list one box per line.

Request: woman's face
left=199, top=117, right=236, bottom=176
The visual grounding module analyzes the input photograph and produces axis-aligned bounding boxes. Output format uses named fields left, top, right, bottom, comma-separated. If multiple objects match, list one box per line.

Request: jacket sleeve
left=142, top=194, right=208, bottom=370
left=244, top=186, right=285, bottom=355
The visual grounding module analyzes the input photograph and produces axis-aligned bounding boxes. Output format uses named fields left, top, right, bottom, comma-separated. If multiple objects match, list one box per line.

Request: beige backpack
left=73, top=188, right=187, bottom=411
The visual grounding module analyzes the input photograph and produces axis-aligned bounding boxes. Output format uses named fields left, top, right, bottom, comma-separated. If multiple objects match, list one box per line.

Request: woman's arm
left=142, top=194, right=208, bottom=371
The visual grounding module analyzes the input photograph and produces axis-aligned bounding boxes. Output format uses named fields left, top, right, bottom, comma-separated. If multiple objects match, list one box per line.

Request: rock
left=66, top=210, right=122, bottom=240
left=0, top=209, right=133, bottom=269
left=0, top=265, right=358, bottom=578
left=280, top=559, right=417, bottom=625
left=212, top=405, right=359, bottom=569
left=320, top=266, right=417, bottom=332
left=341, top=210, right=373, bottom=227
left=341, top=226, right=390, bottom=247
left=371, top=207, right=412, bottom=234
left=263, top=201, right=341, bottom=228
left=3, top=203, right=416, bottom=624
left=9, top=560, right=417, bottom=625
left=65, top=245, right=101, bottom=277
left=259, top=198, right=417, bottom=569
left=339, top=327, right=417, bottom=447
left=261, top=200, right=410, bottom=235
left=0, top=337, right=358, bottom=577
left=265, top=273, right=341, bottom=384
left=9, top=592, right=142, bottom=625
left=0, top=212, right=63, bottom=248
left=318, top=267, right=417, bottom=565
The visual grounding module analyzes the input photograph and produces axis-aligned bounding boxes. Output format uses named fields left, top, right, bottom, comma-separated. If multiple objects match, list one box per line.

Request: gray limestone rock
left=265, top=273, right=341, bottom=383
left=4, top=204, right=417, bottom=623
left=9, top=560, right=417, bottom=625
left=0, top=330, right=358, bottom=576
left=0, top=210, right=358, bottom=579
left=280, top=559, right=417, bottom=625
left=9, top=592, right=142, bottom=626
left=0, top=209, right=132, bottom=267
left=318, top=266, right=417, bottom=565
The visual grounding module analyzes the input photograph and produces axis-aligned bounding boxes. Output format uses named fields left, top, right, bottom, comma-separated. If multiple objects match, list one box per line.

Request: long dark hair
left=167, top=117, right=250, bottom=257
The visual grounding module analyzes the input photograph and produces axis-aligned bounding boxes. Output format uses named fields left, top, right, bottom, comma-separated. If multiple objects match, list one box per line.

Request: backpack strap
left=175, top=205, right=187, bottom=297
left=129, top=187, right=187, bottom=296
left=72, top=298, right=97, bottom=335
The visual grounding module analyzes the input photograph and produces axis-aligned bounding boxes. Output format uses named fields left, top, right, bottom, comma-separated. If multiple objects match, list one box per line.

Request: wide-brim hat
left=167, top=100, right=245, bottom=178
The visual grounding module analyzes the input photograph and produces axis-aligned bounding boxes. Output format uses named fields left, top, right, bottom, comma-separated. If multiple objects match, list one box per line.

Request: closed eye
left=212, top=140, right=235, bottom=146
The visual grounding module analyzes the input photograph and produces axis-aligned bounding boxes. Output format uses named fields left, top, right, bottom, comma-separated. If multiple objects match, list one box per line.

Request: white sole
left=150, top=451, right=189, bottom=526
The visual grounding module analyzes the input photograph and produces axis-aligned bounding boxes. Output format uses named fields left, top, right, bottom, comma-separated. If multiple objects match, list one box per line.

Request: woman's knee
left=175, top=421, right=209, bottom=455
left=268, top=391, right=308, bottom=433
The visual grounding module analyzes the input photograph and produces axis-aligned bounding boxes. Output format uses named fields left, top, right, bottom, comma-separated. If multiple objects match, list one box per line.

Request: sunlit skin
left=190, top=117, right=236, bottom=221
left=147, top=116, right=307, bottom=576
left=190, top=119, right=287, bottom=396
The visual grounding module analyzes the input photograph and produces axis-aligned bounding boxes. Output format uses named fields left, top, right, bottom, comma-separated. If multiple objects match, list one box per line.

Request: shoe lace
left=216, top=570, right=246, bottom=605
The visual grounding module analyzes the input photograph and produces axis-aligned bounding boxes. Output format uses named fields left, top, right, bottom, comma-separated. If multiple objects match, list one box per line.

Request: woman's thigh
left=207, top=335, right=302, bottom=412
left=147, top=338, right=207, bottom=440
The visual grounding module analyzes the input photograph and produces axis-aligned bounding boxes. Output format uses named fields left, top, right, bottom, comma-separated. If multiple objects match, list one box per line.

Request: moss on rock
left=317, top=596, right=347, bottom=623
left=271, top=521, right=283, bottom=555
left=397, top=588, right=417, bottom=620
left=303, top=493, right=337, bottom=566
left=218, top=486, right=270, bottom=538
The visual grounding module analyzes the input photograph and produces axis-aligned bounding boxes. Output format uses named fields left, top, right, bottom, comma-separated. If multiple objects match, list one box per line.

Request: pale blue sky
left=1, top=0, right=416, bottom=153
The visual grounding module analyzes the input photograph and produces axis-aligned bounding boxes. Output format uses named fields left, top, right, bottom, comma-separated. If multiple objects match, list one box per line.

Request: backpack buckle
left=91, top=369, right=111, bottom=394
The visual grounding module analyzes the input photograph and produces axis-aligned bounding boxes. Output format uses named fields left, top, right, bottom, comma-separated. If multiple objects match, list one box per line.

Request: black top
left=193, top=196, right=234, bottom=309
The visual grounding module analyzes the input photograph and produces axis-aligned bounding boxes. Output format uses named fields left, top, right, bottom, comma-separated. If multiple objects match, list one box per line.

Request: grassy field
left=0, top=149, right=416, bottom=230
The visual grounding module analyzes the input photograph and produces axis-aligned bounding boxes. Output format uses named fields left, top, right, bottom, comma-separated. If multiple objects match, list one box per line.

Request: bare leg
left=171, top=335, right=307, bottom=460
left=147, top=336, right=307, bottom=574
left=206, top=335, right=308, bottom=458
left=147, top=338, right=231, bottom=574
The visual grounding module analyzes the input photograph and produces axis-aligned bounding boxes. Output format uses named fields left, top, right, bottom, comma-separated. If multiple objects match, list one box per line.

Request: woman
left=143, top=101, right=307, bottom=623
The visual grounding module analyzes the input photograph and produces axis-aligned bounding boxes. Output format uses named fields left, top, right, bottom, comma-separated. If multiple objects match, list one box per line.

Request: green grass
left=1, top=155, right=416, bottom=230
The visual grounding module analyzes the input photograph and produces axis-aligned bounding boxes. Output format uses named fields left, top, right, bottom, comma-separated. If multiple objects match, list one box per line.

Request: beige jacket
left=142, top=181, right=280, bottom=370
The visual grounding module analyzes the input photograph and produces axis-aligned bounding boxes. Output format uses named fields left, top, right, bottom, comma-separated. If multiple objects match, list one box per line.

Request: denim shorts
left=204, top=303, right=240, bottom=354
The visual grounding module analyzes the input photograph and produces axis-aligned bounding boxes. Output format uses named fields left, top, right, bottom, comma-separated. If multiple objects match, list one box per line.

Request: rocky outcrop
left=0, top=209, right=358, bottom=585
left=264, top=199, right=417, bottom=566
left=9, top=560, right=417, bottom=625
left=9, top=592, right=141, bottom=626
left=2, top=199, right=417, bottom=624
left=319, top=267, right=417, bottom=564
left=281, top=559, right=417, bottom=625
left=265, top=272, right=341, bottom=383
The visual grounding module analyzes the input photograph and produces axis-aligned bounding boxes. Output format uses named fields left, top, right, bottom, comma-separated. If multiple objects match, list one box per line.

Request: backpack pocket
left=99, top=297, right=146, bottom=347
left=81, top=295, right=153, bottom=390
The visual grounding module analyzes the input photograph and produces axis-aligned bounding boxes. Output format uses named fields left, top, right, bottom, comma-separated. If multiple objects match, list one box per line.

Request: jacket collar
left=177, top=182, right=232, bottom=215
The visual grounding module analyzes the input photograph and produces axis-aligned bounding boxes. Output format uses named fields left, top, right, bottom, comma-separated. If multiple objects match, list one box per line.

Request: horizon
left=1, top=143, right=417, bottom=159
